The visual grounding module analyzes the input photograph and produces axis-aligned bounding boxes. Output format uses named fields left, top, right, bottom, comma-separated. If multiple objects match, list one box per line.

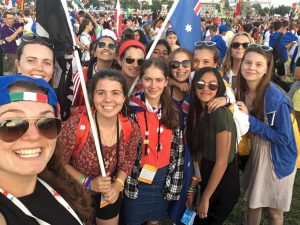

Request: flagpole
left=60, top=0, right=107, bottom=176
left=128, top=0, right=180, bottom=97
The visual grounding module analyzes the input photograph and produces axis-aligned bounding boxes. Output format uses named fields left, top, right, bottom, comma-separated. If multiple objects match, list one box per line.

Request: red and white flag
left=114, top=0, right=123, bottom=40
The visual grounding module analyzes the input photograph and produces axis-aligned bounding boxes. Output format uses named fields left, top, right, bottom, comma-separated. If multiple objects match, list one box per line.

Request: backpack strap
left=119, top=114, right=132, bottom=144
left=72, top=108, right=91, bottom=158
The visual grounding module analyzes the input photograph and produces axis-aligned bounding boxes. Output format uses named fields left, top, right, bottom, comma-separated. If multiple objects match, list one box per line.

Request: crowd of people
left=0, top=4, right=299, bottom=225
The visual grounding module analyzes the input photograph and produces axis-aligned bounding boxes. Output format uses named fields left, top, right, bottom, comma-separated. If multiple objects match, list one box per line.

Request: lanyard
left=143, top=109, right=162, bottom=156
left=0, top=178, right=84, bottom=225
left=95, top=112, right=120, bottom=175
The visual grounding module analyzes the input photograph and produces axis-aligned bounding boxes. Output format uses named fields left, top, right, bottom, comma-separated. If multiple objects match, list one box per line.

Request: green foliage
left=270, top=5, right=291, bottom=16
left=121, top=0, right=140, bottom=9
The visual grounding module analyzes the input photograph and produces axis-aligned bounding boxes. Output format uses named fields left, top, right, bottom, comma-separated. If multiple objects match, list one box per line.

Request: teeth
left=32, top=75, right=43, bottom=79
left=15, top=148, right=41, bottom=158
left=103, top=106, right=114, bottom=110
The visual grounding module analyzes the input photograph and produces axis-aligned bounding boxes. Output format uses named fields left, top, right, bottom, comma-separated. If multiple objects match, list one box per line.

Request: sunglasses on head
left=98, top=41, right=116, bottom=51
left=231, top=42, right=249, bottom=49
left=0, top=118, right=62, bottom=143
left=169, top=60, right=192, bottom=69
left=125, top=57, right=144, bottom=66
left=196, top=80, right=219, bottom=91
left=194, top=41, right=216, bottom=47
left=21, top=34, right=54, bottom=48
left=247, top=44, right=273, bottom=53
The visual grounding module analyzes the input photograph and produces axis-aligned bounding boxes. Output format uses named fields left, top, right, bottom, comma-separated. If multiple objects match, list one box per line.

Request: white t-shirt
left=24, top=17, right=34, bottom=35
left=79, top=32, right=91, bottom=62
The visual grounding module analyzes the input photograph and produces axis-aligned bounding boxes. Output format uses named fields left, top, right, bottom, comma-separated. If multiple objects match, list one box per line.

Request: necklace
left=99, top=123, right=117, bottom=147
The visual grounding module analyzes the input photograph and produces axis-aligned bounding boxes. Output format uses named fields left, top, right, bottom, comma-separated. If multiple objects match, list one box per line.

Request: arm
left=197, top=130, right=231, bottom=218
left=248, top=103, right=292, bottom=145
left=168, top=77, right=190, bottom=93
left=5, top=26, right=23, bottom=43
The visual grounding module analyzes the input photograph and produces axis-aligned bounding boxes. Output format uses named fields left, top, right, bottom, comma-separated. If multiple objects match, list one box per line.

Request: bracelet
left=187, top=187, right=196, bottom=193
left=85, top=177, right=92, bottom=191
left=115, top=178, right=124, bottom=191
left=80, top=174, right=86, bottom=185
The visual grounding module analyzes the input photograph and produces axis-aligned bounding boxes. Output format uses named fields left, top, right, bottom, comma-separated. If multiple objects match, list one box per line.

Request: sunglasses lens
left=196, top=81, right=205, bottom=89
left=125, top=58, right=135, bottom=64
left=231, top=42, right=240, bottom=49
left=242, top=43, right=249, bottom=49
left=36, top=118, right=62, bottom=139
left=182, top=60, right=192, bottom=68
left=170, top=61, right=180, bottom=69
left=108, top=43, right=116, bottom=50
left=0, top=119, right=29, bottom=142
left=98, top=42, right=106, bottom=48
left=209, top=83, right=218, bottom=91
left=137, top=59, right=144, bottom=66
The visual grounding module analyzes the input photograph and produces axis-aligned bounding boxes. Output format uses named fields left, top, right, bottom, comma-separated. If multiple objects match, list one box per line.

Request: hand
left=236, top=101, right=249, bottom=114
left=90, top=174, right=112, bottom=194
left=197, top=197, right=209, bottom=219
left=186, top=192, right=195, bottom=209
left=103, top=181, right=121, bottom=204
left=207, top=97, right=226, bottom=113
left=177, top=82, right=190, bottom=93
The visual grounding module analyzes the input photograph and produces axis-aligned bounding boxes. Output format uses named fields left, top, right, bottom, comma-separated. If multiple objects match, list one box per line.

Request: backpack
left=70, top=106, right=132, bottom=158
left=273, top=33, right=285, bottom=67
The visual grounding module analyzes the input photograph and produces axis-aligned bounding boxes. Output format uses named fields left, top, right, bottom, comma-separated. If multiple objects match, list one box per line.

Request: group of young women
left=0, top=30, right=297, bottom=225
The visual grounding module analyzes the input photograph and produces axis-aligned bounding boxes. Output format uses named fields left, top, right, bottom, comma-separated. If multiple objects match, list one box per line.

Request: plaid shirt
left=124, top=126, right=184, bottom=201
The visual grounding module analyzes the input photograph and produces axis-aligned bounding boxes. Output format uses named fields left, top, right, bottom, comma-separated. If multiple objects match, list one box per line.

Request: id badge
left=180, top=208, right=197, bottom=225
left=100, top=194, right=109, bottom=208
left=16, top=38, right=21, bottom=46
left=138, top=164, right=157, bottom=184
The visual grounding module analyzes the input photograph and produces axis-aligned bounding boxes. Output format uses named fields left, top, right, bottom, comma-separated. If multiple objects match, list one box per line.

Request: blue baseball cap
left=166, top=28, right=176, bottom=37
left=0, top=75, right=59, bottom=116
left=219, top=24, right=229, bottom=33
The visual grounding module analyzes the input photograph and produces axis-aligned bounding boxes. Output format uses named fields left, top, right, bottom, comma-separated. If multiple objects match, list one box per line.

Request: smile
left=15, top=148, right=42, bottom=159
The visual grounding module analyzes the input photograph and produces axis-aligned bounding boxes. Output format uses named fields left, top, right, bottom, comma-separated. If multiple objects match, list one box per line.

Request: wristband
left=115, top=178, right=124, bottom=191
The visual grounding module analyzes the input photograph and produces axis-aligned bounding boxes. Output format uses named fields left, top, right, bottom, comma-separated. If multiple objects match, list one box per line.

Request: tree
left=273, top=5, right=291, bottom=16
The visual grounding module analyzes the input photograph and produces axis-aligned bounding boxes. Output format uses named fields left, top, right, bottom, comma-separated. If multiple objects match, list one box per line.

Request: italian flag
left=9, top=92, right=48, bottom=103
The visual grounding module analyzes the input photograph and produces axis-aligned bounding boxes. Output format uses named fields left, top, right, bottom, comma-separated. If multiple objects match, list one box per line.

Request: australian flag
left=170, top=0, right=202, bottom=52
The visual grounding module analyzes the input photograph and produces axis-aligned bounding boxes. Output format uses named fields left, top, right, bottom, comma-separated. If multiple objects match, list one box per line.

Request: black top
left=0, top=181, right=81, bottom=225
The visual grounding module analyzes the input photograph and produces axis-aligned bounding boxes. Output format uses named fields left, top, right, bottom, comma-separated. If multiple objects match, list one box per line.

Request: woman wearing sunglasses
left=72, top=36, right=117, bottom=107
left=62, top=69, right=140, bottom=225
left=167, top=47, right=194, bottom=225
left=0, top=75, right=93, bottom=225
left=186, top=67, right=240, bottom=224
left=236, top=45, right=297, bottom=225
left=221, top=33, right=253, bottom=90
left=15, top=36, right=54, bottom=82
left=117, top=40, right=146, bottom=97
left=124, top=58, right=184, bottom=225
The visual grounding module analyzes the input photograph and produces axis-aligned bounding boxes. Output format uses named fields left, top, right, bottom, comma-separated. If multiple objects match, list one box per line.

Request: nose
left=103, top=92, right=113, bottom=102
left=22, top=122, right=40, bottom=141
left=34, top=61, right=44, bottom=71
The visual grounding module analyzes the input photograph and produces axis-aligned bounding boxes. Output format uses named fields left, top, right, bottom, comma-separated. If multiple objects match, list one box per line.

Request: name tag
left=138, top=164, right=157, bottom=184
left=16, top=38, right=21, bottom=46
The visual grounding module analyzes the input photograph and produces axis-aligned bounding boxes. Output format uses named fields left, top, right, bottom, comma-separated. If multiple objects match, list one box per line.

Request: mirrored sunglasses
left=247, top=44, right=273, bottom=53
left=21, top=34, right=54, bottom=48
left=231, top=42, right=249, bottom=49
left=194, top=41, right=216, bottom=47
left=196, top=80, right=219, bottom=91
left=0, top=118, right=62, bottom=143
left=125, top=57, right=144, bottom=66
left=169, top=60, right=192, bottom=69
left=98, top=41, right=116, bottom=51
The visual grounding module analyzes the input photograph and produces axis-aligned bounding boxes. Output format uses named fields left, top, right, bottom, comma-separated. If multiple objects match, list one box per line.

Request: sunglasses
left=169, top=60, right=192, bottom=69
left=231, top=42, right=249, bottom=49
left=196, top=80, right=219, bottom=91
left=194, top=41, right=216, bottom=47
left=125, top=57, right=144, bottom=66
left=247, top=44, right=273, bottom=53
left=0, top=118, right=62, bottom=143
left=21, top=34, right=53, bottom=47
left=98, top=41, right=116, bottom=51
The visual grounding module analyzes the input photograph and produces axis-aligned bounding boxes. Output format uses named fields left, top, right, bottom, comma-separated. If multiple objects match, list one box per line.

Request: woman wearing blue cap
left=0, top=75, right=93, bottom=225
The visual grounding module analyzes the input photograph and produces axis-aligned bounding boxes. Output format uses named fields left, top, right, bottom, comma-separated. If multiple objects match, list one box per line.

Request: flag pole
left=60, top=0, right=107, bottom=176
left=127, top=0, right=180, bottom=97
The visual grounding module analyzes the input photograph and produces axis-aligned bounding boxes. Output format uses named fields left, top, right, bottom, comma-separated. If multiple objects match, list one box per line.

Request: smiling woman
left=0, top=75, right=93, bottom=225
left=15, top=37, right=55, bottom=82
left=62, top=69, right=141, bottom=225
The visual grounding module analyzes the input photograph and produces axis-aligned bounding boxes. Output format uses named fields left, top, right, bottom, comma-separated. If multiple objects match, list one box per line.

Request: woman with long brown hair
left=236, top=45, right=297, bottom=225
left=124, top=58, right=184, bottom=225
